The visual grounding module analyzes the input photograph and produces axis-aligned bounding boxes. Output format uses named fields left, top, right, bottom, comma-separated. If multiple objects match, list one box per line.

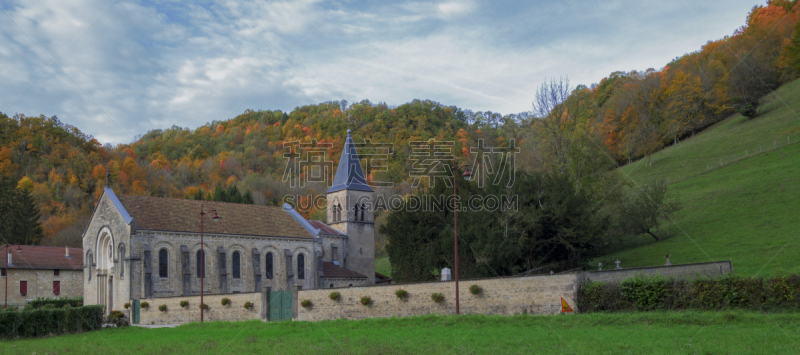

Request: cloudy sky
left=0, top=0, right=761, bottom=144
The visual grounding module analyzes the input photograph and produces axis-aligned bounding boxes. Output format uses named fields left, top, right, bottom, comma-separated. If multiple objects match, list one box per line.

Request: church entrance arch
left=96, top=228, right=114, bottom=310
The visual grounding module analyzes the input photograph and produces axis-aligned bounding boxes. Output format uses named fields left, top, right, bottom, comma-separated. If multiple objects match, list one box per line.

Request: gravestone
left=615, top=260, right=622, bottom=270
left=598, top=263, right=603, bottom=271
left=441, top=268, right=451, bottom=281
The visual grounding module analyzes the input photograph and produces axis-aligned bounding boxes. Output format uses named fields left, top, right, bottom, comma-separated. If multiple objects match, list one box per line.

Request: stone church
left=82, top=131, right=382, bottom=311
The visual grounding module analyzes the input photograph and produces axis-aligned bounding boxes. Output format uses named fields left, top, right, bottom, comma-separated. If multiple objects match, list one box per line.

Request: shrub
left=578, top=274, right=800, bottom=313
left=199, top=303, right=209, bottom=310
left=123, top=303, right=131, bottom=309
left=221, top=298, right=231, bottom=306
left=300, top=299, right=312, bottom=308
left=140, top=302, right=149, bottom=309
left=360, top=296, right=371, bottom=306
left=0, top=305, right=104, bottom=338
left=395, top=289, right=408, bottom=299
left=244, top=301, right=253, bottom=310
left=107, top=310, right=128, bottom=327
left=180, top=301, right=189, bottom=308
left=329, top=291, right=341, bottom=300
left=431, top=293, right=444, bottom=303
left=158, top=305, right=167, bottom=312
left=469, top=284, right=482, bottom=295
left=25, top=297, right=84, bottom=310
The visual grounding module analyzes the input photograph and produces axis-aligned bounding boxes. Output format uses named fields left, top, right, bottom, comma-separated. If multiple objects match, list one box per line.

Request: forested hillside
left=0, top=0, right=798, bottom=252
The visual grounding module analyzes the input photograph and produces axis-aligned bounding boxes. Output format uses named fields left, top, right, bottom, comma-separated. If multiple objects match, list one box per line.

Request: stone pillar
left=284, top=249, right=294, bottom=289
left=143, top=245, right=152, bottom=298
left=181, top=245, right=190, bottom=296
left=291, top=285, right=301, bottom=320
left=261, top=286, right=270, bottom=321
left=218, top=246, right=227, bottom=294
left=252, top=248, right=262, bottom=292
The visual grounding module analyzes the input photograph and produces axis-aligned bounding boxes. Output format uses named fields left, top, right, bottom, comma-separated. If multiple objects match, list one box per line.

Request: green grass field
left=594, top=78, right=800, bottom=276
left=3, top=311, right=799, bottom=354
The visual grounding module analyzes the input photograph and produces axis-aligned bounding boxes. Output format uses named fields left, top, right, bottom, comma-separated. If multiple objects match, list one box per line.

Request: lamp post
left=452, top=158, right=472, bottom=315
left=199, top=204, right=220, bottom=323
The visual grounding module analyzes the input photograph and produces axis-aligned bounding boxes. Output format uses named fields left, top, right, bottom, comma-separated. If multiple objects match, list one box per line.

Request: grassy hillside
left=594, top=78, right=800, bottom=276
left=5, top=311, right=799, bottom=354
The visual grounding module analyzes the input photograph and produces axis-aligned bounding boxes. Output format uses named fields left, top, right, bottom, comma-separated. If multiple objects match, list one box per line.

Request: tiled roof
left=116, top=195, right=314, bottom=239
left=322, top=262, right=366, bottom=278
left=308, top=220, right=345, bottom=236
left=1, top=245, right=83, bottom=270
left=326, top=130, right=373, bottom=193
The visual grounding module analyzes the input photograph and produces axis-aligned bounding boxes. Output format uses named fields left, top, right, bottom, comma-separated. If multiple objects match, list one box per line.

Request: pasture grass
left=595, top=78, right=800, bottom=276
left=2, top=311, right=799, bottom=354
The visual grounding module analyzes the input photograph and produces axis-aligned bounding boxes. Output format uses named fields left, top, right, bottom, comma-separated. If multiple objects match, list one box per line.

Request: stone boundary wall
left=583, top=260, right=733, bottom=283
left=296, top=273, right=579, bottom=321
left=137, top=292, right=263, bottom=325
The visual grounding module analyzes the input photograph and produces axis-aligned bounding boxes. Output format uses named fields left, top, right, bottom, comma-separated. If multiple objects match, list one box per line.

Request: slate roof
left=1, top=245, right=83, bottom=270
left=322, top=262, right=366, bottom=278
left=326, top=130, right=373, bottom=193
left=116, top=195, right=314, bottom=239
left=308, top=220, right=345, bottom=236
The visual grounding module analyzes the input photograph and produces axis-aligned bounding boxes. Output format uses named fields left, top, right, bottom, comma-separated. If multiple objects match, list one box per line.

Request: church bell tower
left=326, top=130, right=375, bottom=284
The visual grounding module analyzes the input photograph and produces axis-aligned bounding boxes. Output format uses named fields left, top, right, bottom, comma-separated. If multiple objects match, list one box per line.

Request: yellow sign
left=560, top=297, right=573, bottom=313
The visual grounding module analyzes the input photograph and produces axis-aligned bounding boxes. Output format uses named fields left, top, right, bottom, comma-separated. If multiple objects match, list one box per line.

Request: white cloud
left=0, top=0, right=761, bottom=144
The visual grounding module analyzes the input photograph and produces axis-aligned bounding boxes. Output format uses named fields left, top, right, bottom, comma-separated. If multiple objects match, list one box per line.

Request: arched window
left=196, top=250, right=205, bottom=278
left=330, top=283, right=334, bottom=288
left=297, top=253, right=305, bottom=280
left=265, top=252, right=273, bottom=279
left=158, top=249, right=168, bottom=278
left=360, top=203, right=365, bottom=221
left=86, top=251, right=93, bottom=281
left=337, top=203, right=342, bottom=221
left=353, top=204, right=359, bottom=221
left=232, top=251, right=241, bottom=279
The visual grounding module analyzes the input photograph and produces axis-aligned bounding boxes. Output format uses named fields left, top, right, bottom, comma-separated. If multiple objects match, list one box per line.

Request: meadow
left=1, top=311, right=798, bottom=354
left=594, top=79, right=800, bottom=276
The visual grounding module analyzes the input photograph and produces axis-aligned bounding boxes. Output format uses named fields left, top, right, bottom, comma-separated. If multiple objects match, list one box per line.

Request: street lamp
left=452, top=158, right=472, bottom=315
left=199, top=204, right=220, bottom=323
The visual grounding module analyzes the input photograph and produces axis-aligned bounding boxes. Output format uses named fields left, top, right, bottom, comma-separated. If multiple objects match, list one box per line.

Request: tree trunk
left=644, top=229, right=660, bottom=241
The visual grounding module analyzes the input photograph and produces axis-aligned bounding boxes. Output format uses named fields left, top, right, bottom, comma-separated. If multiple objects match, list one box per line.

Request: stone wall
left=296, top=274, right=579, bottom=321
left=0, top=269, right=83, bottom=308
left=583, top=260, right=733, bottom=283
left=136, top=291, right=263, bottom=325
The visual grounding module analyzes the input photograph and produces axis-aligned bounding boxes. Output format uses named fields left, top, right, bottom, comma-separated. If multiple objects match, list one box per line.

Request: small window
left=53, top=281, right=60, bottom=295
left=159, top=249, right=169, bottom=278
left=297, top=254, right=305, bottom=280
left=265, top=252, right=273, bottom=279
left=360, top=203, right=365, bottom=221
left=20, top=280, right=27, bottom=295
left=196, top=250, right=205, bottom=278
left=232, top=251, right=241, bottom=279
left=1, top=268, right=6, bottom=277
left=54, top=269, right=59, bottom=276
left=330, top=283, right=334, bottom=288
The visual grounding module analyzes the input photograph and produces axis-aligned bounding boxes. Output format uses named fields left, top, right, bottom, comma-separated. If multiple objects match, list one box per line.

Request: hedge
left=579, top=274, right=800, bottom=312
left=25, top=297, right=83, bottom=310
left=0, top=305, right=104, bottom=339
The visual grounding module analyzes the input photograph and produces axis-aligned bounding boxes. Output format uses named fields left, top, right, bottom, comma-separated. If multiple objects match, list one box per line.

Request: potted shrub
left=199, top=303, right=209, bottom=310
left=431, top=293, right=444, bottom=303
left=469, top=284, right=482, bottom=295
left=124, top=303, right=131, bottom=309
left=329, top=291, right=341, bottom=301
left=180, top=300, right=189, bottom=308
left=395, top=289, right=408, bottom=300
left=140, top=301, right=149, bottom=309
left=221, top=297, right=231, bottom=306
left=360, top=296, right=371, bottom=306
left=158, top=305, right=167, bottom=312
left=300, top=299, right=312, bottom=308
left=244, top=301, right=253, bottom=310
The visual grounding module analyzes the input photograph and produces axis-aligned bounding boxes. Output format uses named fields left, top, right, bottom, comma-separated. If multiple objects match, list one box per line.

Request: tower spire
left=327, top=130, right=373, bottom=193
